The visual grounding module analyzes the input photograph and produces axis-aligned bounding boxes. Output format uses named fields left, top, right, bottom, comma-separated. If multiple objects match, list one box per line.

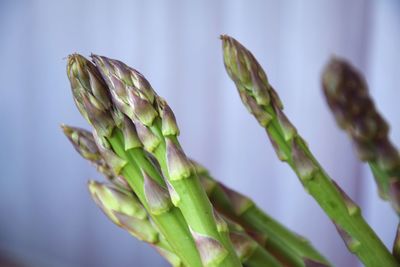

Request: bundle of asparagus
left=61, top=35, right=399, bottom=267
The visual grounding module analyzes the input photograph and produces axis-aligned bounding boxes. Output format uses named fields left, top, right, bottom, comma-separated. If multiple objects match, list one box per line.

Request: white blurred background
left=0, top=0, right=399, bottom=266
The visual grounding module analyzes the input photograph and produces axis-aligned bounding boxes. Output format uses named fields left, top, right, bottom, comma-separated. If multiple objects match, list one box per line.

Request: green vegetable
left=322, top=58, right=400, bottom=214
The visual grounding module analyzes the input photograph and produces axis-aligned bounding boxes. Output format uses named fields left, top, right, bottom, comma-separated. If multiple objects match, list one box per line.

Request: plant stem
left=153, top=127, right=241, bottom=267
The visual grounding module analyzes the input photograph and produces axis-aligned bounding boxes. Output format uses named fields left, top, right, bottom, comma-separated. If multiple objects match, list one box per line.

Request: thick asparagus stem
left=221, top=35, right=398, bottom=267
left=66, top=54, right=202, bottom=267
left=92, top=55, right=241, bottom=267
left=193, top=160, right=329, bottom=267
left=321, top=58, right=400, bottom=214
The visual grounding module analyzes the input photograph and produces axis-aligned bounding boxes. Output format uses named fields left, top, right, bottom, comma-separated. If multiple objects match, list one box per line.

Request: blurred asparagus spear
left=88, top=180, right=183, bottom=267
left=92, top=55, right=241, bottom=267
left=221, top=35, right=398, bottom=267
left=66, top=54, right=203, bottom=267
left=322, top=58, right=400, bottom=214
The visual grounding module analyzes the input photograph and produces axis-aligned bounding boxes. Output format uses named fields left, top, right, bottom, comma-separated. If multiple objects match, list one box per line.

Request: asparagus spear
left=66, top=54, right=202, bottom=267
left=88, top=180, right=183, bottom=267
left=221, top=35, right=399, bottom=267
left=92, top=55, right=242, bottom=267
left=192, top=160, right=329, bottom=267
left=321, top=58, right=400, bottom=214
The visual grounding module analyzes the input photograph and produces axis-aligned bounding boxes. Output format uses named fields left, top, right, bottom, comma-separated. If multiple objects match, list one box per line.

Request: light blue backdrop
left=0, top=1, right=399, bottom=266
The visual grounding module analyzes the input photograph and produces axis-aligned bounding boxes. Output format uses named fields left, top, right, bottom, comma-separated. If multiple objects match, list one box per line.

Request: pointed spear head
left=321, top=58, right=389, bottom=146
left=92, top=54, right=158, bottom=126
left=61, top=124, right=101, bottom=162
left=67, top=54, right=114, bottom=137
left=221, top=35, right=271, bottom=107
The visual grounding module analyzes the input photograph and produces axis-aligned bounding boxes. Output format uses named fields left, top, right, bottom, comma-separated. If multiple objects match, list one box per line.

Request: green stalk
left=92, top=55, right=242, bottom=267
left=88, top=180, right=183, bottom=267
left=321, top=58, right=400, bottom=214
left=221, top=35, right=399, bottom=267
left=154, top=130, right=240, bottom=267
left=66, top=54, right=202, bottom=267
left=104, top=129, right=202, bottom=267
left=193, top=161, right=328, bottom=267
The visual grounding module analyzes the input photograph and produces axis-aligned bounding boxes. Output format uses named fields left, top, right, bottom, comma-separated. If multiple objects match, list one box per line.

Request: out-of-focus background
left=0, top=0, right=399, bottom=266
